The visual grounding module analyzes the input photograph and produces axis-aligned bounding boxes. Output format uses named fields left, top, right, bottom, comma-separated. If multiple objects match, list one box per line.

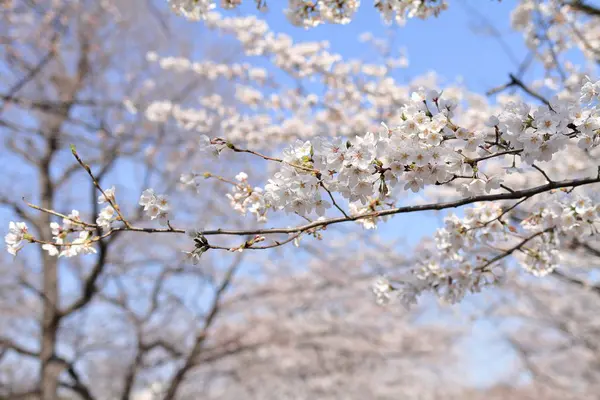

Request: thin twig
left=531, top=164, right=554, bottom=184
left=320, top=181, right=349, bottom=218
left=477, top=229, right=551, bottom=272
left=23, top=198, right=98, bottom=228
left=487, top=74, right=551, bottom=107
left=225, top=141, right=319, bottom=173
left=70, top=146, right=131, bottom=228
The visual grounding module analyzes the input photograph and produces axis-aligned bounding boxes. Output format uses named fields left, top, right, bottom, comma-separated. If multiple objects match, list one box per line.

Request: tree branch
left=552, top=270, right=600, bottom=296
left=0, top=338, right=39, bottom=358
left=568, top=0, right=600, bottom=17
left=161, top=253, right=244, bottom=400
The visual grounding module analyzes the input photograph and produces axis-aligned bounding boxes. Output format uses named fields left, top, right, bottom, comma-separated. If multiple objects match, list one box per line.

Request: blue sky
left=237, top=0, right=530, bottom=92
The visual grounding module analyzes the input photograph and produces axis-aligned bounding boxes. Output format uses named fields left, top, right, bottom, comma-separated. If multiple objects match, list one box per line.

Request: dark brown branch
left=552, top=270, right=600, bottom=296
left=477, top=229, right=551, bottom=272
left=531, top=164, right=554, bottom=184
left=70, top=147, right=131, bottom=228
left=28, top=174, right=599, bottom=254
left=575, top=240, right=600, bottom=258
left=568, top=1, right=600, bottom=17
left=192, top=175, right=600, bottom=237
left=0, top=36, right=57, bottom=114
left=320, top=181, right=349, bottom=218
left=161, top=254, right=243, bottom=400
left=54, top=356, right=95, bottom=400
left=0, top=338, right=39, bottom=358
left=59, top=235, right=116, bottom=317
left=487, top=74, right=551, bottom=106
left=141, top=340, right=185, bottom=358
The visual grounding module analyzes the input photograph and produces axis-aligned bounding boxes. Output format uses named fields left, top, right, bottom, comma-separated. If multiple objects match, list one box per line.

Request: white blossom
left=139, top=189, right=171, bottom=225
left=97, top=186, right=116, bottom=204
left=5, top=221, right=28, bottom=255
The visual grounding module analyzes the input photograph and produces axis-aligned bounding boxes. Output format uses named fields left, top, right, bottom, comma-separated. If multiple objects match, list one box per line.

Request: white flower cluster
left=511, top=0, right=600, bottom=75
left=409, top=203, right=508, bottom=305
left=226, top=172, right=269, bottom=222
left=518, top=196, right=600, bottom=276
left=46, top=232, right=96, bottom=258
left=436, top=203, right=505, bottom=255
left=381, top=194, right=600, bottom=307
left=31, top=210, right=97, bottom=258
left=375, top=0, right=448, bottom=25
left=168, top=0, right=216, bottom=20
left=96, top=186, right=118, bottom=229
left=285, top=0, right=360, bottom=28
left=523, top=197, right=600, bottom=237
left=139, top=189, right=171, bottom=225
left=254, top=93, right=462, bottom=217
left=372, top=276, right=396, bottom=305
left=372, top=275, right=421, bottom=309
left=348, top=199, right=391, bottom=229
left=144, top=13, right=490, bottom=152
left=496, top=91, right=600, bottom=162
left=201, top=82, right=600, bottom=224
left=146, top=52, right=269, bottom=84
left=167, top=0, right=448, bottom=27
left=5, top=221, right=29, bottom=255
left=373, top=203, right=510, bottom=308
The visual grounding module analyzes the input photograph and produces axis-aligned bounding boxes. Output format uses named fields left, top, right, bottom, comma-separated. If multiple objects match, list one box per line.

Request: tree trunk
left=39, top=148, right=60, bottom=400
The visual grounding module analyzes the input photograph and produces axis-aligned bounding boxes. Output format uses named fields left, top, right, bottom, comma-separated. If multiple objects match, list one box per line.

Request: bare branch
left=0, top=338, right=39, bottom=358
left=162, top=253, right=244, bottom=400
left=487, top=74, right=551, bottom=106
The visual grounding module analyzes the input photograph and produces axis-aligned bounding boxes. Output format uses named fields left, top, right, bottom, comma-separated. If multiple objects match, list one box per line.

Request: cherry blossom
left=139, top=188, right=171, bottom=225
left=167, top=0, right=449, bottom=27
left=97, top=185, right=116, bottom=204
left=4, top=221, right=29, bottom=256
left=96, top=206, right=117, bottom=229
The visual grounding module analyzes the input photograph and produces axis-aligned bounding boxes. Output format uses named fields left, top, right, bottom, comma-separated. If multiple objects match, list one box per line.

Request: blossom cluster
left=5, top=221, right=29, bottom=256
left=139, top=189, right=171, bottom=225
left=141, top=12, right=423, bottom=147
left=28, top=210, right=97, bottom=258
left=285, top=0, right=360, bottom=28
left=146, top=52, right=269, bottom=84
left=202, top=81, right=600, bottom=226
left=226, top=172, right=269, bottom=222
left=348, top=199, right=391, bottom=229
left=167, top=0, right=449, bottom=27
left=405, top=202, right=508, bottom=306
left=168, top=0, right=216, bottom=20
left=375, top=0, right=448, bottom=26
left=375, top=193, right=600, bottom=308
left=518, top=195, right=600, bottom=276
left=44, top=232, right=97, bottom=258
left=511, top=0, right=600, bottom=77
left=51, top=210, right=97, bottom=257
left=96, top=186, right=118, bottom=229
left=3, top=183, right=177, bottom=258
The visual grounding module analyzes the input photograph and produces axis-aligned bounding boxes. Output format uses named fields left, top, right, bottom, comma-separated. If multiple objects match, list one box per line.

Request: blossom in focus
left=139, top=189, right=171, bottom=225
left=5, top=221, right=29, bottom=255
